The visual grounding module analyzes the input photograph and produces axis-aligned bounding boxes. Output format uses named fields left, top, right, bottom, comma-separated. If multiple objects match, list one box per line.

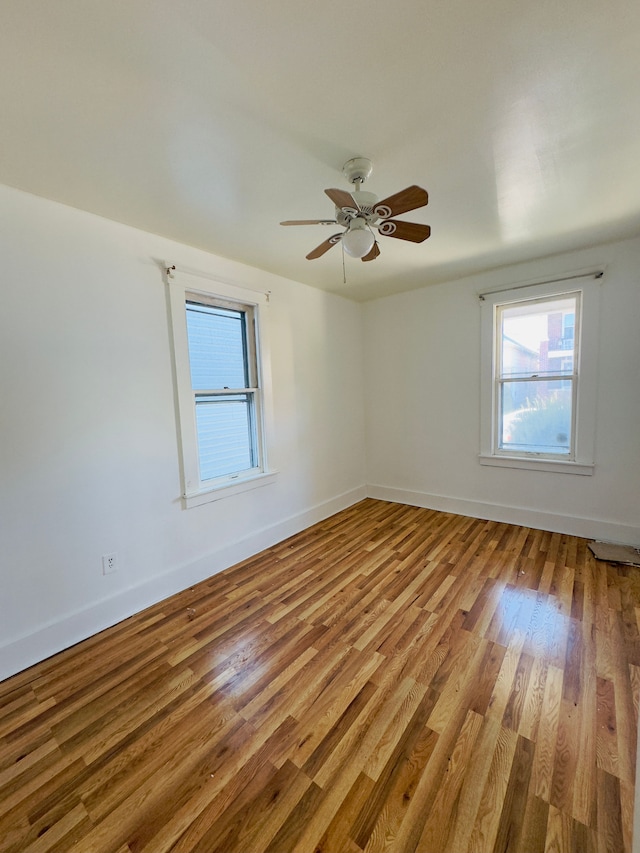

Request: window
left=168, top=268, right=276, bottom=506
left=186, top=297, right=259, bottom=481
left=496, top=292, right=578, bottom=457
left=480, top=274, right=601, bottom=474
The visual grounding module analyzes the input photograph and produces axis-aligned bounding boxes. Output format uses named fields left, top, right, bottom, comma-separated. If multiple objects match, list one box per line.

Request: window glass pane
left=500, top=295, right=577, bottom=378
left=195, top=394, right=255, bottom=480
left=499, top=380, right=572, bottom=455
left=186, top=302, right=248, bottom=390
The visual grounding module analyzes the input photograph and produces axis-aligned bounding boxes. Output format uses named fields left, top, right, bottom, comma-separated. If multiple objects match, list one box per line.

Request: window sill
left=478, top=454, right=594, bottom=475
left=183, top=471, right=278, bottom=508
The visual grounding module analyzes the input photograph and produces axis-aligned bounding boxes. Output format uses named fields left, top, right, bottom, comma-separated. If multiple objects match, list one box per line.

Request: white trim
left=0, top=485, right=367, bottom=682
left=366, top=484, right=640, bottom=546
left=167, top=267, right=277, bottom=504
left=184, top=471, right=279, bottom=507
left=478, top=454, right=594, bottom=475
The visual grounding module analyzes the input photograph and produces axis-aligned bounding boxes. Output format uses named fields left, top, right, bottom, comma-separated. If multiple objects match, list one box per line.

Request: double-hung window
left=496, top=292, right=579, bottom=457
left=187, top=297, right=260, bottom=481
left=480, top=274, right=601, bottom=474
left=168, top=268, right=276, bottom=506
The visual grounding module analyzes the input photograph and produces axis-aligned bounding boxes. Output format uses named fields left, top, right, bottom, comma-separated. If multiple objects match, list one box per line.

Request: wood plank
left=442, top=715, right=502, bottom=852
left=517, top=654, right=548, bottom=741
left=573, top=617, right=598, bottom=827
left=609, top=608, right=638, bottom=785
left=521, top=662, right=562, bottom=802
left=414, top=709, right=483, bottom=851
left=312, top=771, right=374, bottom=853
left=518, top=787, right=549, bottom=853
left=467, top=725, right=519, bottom=852
left=550, top=698, right=581, bottom=813
left=351, top=687, right=438, bottom=850
left=491, top=733, right=535, bottom=853
left=596, top=767, right=625, bottom=853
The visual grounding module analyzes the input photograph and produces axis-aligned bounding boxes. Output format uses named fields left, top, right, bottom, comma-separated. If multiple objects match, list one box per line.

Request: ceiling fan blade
left=306, top=233, right=343, bottom=260
left=361, top=241, right=380, bottom=262
left=325, top=188, right=360, bottom=212
left=280, top=219, right=337, bottom=226
left=373, top=185, right=429, bottom=219
left=378, top=220, right=431, bottom=243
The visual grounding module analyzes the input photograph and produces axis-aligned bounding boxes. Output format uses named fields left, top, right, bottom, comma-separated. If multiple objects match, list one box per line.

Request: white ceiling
left=2, top=1, right=640, bottom=301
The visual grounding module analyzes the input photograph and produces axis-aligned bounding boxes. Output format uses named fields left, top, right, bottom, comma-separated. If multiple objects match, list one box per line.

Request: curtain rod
left=478, top=270, right=603, bottom=300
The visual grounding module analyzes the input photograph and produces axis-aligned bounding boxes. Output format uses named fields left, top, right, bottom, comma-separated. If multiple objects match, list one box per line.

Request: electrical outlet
left=102, top=553, right=118, bottom=575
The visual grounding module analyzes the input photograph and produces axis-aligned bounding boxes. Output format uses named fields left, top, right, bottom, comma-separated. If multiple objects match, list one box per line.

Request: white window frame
left=479, top=274, right=601, bottom=475
left=167, top=267, right=277, bottom=507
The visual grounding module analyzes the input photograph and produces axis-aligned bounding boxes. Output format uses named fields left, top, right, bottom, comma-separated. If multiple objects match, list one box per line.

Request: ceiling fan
left=280, top=157, right=430, bottom=262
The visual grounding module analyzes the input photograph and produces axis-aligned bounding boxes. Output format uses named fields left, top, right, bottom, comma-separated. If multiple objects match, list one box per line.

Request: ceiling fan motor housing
left=335, top=190, right=379, bottom=226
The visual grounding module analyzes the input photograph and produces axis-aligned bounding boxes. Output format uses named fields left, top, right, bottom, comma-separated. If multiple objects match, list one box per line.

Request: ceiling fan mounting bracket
left=342, top=157, right=373, bottom=187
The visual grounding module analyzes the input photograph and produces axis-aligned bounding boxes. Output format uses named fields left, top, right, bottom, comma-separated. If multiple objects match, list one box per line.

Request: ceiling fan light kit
left=342, top=217, right=376, bottom=258
left=280, top=157, right=430, bottom=263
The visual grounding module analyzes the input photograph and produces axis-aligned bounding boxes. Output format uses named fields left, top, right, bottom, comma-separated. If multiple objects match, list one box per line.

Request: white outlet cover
left=102, top=553, right=118, bottom=575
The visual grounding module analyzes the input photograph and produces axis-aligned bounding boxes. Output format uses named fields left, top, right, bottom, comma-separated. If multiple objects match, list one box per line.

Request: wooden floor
left=1, top=499, right=639, bottom=853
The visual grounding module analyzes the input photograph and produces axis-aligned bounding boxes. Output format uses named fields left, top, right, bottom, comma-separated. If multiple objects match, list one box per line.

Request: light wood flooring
left=1, top=499, right=639, bottom=852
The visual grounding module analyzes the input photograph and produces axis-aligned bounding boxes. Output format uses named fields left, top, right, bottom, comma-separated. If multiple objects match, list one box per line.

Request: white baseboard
left=367, top=484, right=640, bottom=546
left=0, top=485, right=367, bottom=683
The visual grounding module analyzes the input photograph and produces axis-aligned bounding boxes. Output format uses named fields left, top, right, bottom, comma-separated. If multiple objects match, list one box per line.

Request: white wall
left=0, top=184, right=366, bottom=681
left=364, top=237, right=640, bottom=545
